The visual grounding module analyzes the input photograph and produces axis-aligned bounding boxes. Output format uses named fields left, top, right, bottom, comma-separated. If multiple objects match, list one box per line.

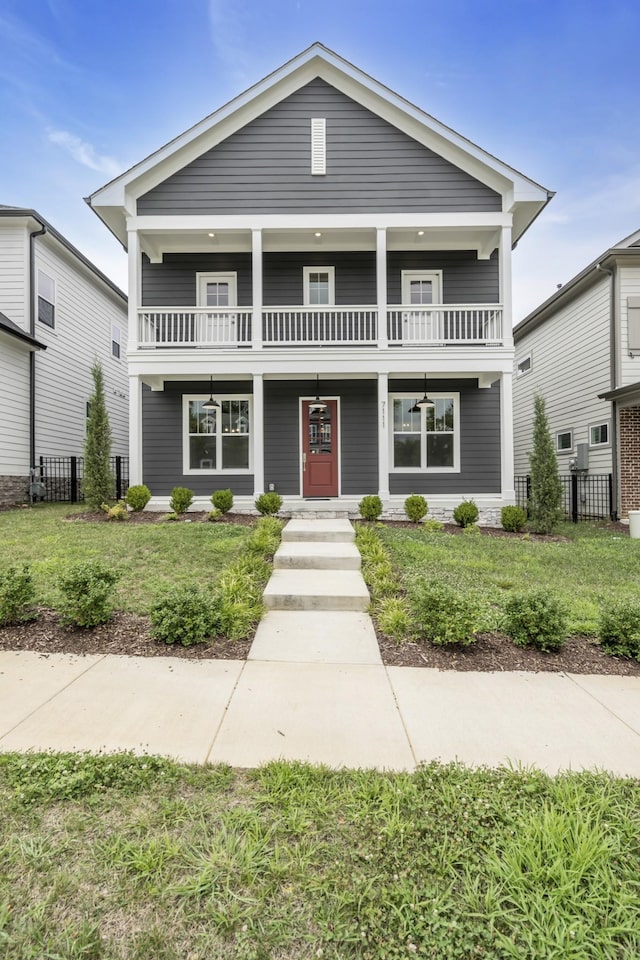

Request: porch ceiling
left=138, top=224, right=502, bottom=261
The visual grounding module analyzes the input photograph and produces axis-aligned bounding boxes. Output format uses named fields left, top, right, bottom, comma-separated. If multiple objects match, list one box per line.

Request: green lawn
left=377, top=523, right=640, bottom=635
left=0, top=754, right=638, bottom=960
left=0, top=505, right=252, bottom=615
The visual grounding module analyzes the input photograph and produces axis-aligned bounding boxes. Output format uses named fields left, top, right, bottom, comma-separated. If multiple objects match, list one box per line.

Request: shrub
left=404, top=494, right=428, bottom=523
left=57, top=560, right=121, bottom=628
left=422, top=518, right=444, bottom=532
left=452, top=499, right=479, bottom=528
left=528, top=394, right=564, bottom=534
left=0, top=565, right=37, bottom=626
left=208, top=509, right=222, bottom=522
left=501, top=505, right=527, bottom=533
left=255, top=492, right=282, bottom=516
left=410, top=581, right=478, bottom=646
left=248, top=516, right=283, bottom=556
left=125, top=484, right=151, bottom=511
left=170, top=487, right=194, bottom=516
left=376, top=597, right=414, bottom=641
left=102, top=500, right=128, bottom=521
left=211, top=489, right=233, bottom=515
left=359, top=495, right=383, bottom=521
left=503, top=590, right=567, bottom=653
left=150, top=584, right=220, bottom=646
left=598, top=601, right=640, bottom=660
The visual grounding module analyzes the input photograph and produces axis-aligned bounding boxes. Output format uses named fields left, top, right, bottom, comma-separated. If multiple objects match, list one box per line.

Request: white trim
left=298, top=395, right=341, bottom=497
left=129, top=375, right=143, bottom=485
left=499, top=225, right=512, bottom=333
left=389, top=391, right=460, bottom=473
left=196, top=272, right=237, bottom=307
left=378, top=373, right=389, bottom=496
left=182, top=393, right=253, bottom=475
left=251, top=229, right=263, bottom=351
left=127, top=230, right=140, bottom=350
left=252, top=373, right=264, bottom=496
left=303, top=266, right=335, bottom=306
left=588, top=421, right=610, bottom=447
left=311, top=118, right=326, bottom=175
left=401, top=270, right=443, bottom=305
left=556, top=430, right=573, bottom=453
left=127, top=212, right=513, bottom=233
left=376, top=228, right=388, bottom=349
left=500, top=371, right=514, bottom=497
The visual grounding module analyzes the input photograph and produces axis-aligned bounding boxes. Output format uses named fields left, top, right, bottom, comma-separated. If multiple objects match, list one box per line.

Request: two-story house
left=0, top=206, right=128, bottom=506
left=88, top=44, right=551, bottom=521
left=513, top=228, right=640, bottom=520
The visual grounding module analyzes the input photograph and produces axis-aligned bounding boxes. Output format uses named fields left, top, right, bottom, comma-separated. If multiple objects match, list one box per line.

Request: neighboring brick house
left=513, top=228, right=640, bottom=519
left=0, top=207, right=128, bottom=506
left=88, top=43, right=551, bottom=520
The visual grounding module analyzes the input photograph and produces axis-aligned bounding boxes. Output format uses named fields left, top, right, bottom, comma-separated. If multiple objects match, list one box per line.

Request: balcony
left=136, top=305, right=503, bottom=349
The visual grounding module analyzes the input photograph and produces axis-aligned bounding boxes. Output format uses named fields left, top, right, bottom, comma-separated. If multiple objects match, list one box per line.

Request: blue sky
left=1, top=0, right=640, bottom=320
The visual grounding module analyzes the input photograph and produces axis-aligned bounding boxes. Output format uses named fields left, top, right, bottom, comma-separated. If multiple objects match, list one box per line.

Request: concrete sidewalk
left=1, top=648, right=639, bottom=775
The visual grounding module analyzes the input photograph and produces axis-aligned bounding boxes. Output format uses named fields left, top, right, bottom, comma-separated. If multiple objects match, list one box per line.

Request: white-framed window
left=111, top=324, right=121, bottom=359
left=183, top=394, right=251, bottom=474
left=196, top=272, right=237, bottom=307
left=589, top=422, right=610, bottom=447
left=517, top=354, right=532, bottom=377
left=556, top=430, right=573, bottom=453
left=401, top=270, right=443, bottom=305
left=303, top=266, right=335, bottom=306
left=390, top=393, right=460, bottom=472
left=37, top=270, right=55, bottom=328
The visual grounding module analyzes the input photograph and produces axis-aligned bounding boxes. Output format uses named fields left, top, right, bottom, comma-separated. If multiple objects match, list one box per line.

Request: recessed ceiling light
left=208, top=232, right=216, bottom=238
left=314, top=231, right=322, bottom=238
left=417, top=230, right=425, bottom=237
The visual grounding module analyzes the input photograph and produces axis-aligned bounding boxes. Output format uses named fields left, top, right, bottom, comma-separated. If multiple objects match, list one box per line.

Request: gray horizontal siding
left=142, top=381, right=254, bottom=496
left=264, top=379, right=378, bottom=495
left=387, top=251, right=499, bottom=304
left=142, top=253, right=252, bottom=307
left=389, top=378, right=501, bottom=495
left=142, top=250, right=495, bottom=307
left=138, top=78, right=501, bottom=215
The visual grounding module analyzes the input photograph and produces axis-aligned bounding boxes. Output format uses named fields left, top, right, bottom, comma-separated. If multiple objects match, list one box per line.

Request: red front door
left=302, top=399, right=339, bottom=497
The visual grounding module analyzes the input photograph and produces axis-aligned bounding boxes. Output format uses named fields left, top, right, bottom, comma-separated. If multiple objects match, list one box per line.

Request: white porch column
left=376, top=228, right=388, bottom=349
left=378, top=372, right=390, bottom=498
left=251, top=229, right=263, bottom=350
left=129, top=375, right=143, bottom=486
left=498, top=225, right=512, bottom=342
left=252, top=373, right=264, bottom=497
left=500, top=370, right=515, bottom=503
left=127, top=230, right=140, bottom=351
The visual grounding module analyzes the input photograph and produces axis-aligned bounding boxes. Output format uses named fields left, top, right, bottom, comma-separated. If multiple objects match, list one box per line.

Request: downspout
left=596, top=261, right=618, bottom=518
left=28, top=219, right=46, bottom=470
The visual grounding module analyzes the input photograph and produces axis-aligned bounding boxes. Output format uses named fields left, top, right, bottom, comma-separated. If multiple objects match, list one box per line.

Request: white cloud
left=48, top=130, right=121, bottom=178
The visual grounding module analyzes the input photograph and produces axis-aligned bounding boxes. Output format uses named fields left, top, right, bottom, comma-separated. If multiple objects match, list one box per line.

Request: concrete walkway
left=1, top=519, right=640, bottom=776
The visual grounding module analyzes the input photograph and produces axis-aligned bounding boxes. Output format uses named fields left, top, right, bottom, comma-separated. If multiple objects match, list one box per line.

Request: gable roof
left=0, top=311, right=47, bottom=350
left=514, top=227, right=640, bottom=341
left=88, top=42, right=552, bottom=247
left=0, top=206, right=127, bottom=303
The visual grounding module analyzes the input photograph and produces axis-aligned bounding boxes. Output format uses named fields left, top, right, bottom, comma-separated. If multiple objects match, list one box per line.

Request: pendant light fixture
left=410, top=373, right=434, bottom=413
left=308, top=374, right=329, bottom=415
left=201, top=376, right=220, bottom=411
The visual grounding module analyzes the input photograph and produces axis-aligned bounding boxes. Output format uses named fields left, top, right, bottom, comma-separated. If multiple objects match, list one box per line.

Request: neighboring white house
left=88, top=43, right=552, bottom=521
left=513, top=228, right=640, bottom=519
left=0, top=206, right=128, bottom=505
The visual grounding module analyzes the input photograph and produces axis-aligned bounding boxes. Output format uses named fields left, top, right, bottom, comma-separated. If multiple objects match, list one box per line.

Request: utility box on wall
left=575, top=443, right=589, bottom=471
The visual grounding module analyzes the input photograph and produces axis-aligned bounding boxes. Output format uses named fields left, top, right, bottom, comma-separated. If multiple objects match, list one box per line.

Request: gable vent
left=311, top=118, right=326, bottom=175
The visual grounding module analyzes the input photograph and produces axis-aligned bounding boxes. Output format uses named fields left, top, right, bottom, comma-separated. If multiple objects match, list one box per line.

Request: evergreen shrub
left=125, top=485, right=151, bottom=511
left=211, top=489, right=233, bottom=514
left=501, top=505, right=527, bottom=533
left=170, top=487, right=194, bottom=516
left=57, top=560, right=121, bottom=628
left=150, top=584, right=220, bottom=646
left=452, top=500, right=479, bottom=528
left=404, top=494, right=428, bottom=523
left=255, top=492, right=282, bottom=515
left=503, top=590, right=567, bottom=652
left=359, top=495, right=383, bottom=521
left=0, top=565, right=37, bottom=626
left=411, top=581, right=478, bottom=646
left=598, top=601, right=640, bottom=660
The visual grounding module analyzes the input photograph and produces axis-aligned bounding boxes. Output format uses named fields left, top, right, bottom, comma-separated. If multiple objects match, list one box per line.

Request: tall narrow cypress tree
left=83, top=360, right=114, bottom=509
left=528, top=394, right=564, bottom=534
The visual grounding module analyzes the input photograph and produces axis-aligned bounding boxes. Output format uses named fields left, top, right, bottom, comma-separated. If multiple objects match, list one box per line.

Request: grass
left=0, top=753, right=638, bottom=959
left=376, top=522, right=640, bottom=635
left=0, top=504, right=252, bottom=615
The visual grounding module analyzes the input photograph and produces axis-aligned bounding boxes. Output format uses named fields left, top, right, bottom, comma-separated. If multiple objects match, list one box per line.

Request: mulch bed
left=64, top=510, right=257, bottom=526
left=1, top=512, right=636, bottom=675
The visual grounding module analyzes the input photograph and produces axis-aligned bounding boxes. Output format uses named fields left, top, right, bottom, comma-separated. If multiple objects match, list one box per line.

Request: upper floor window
left=390, top=393, right=460, bottom=472
left=401, top=270, right=442, bottom=305
left=37, top=270, right=55, bottom=328
left=111, top=324, right=121, bottom=359
left=183, top=395, right=251, bottom=474
left=589, top=422, right=609, bottom=447
left=517, top=354, right=532, bottom=377
left=303, top=266, right=335, bottom=306
left=197, top=272, right=237, bottom=307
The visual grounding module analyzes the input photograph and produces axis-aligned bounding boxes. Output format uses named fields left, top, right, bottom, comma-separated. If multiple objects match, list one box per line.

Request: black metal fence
left=515, top=473, right=614, bottom=522
left=36, top=456, right=129, bottom=503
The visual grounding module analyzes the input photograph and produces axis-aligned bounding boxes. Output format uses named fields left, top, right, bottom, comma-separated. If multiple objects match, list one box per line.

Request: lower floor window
left=391, top=394, right=459, bottom=471
left=184, top=396, right=251, bottom=472
left=589, top=422, right=609, bottom=446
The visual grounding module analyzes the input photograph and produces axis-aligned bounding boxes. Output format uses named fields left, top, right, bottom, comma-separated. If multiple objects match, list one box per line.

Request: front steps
left=264, top=519, right=369, bottom=612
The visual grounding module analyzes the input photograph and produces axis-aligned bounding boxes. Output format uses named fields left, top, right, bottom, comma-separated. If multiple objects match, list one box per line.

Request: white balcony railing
left=138, top=308, right=252, bottom=347
left=136, top=305, right=502, bottom=349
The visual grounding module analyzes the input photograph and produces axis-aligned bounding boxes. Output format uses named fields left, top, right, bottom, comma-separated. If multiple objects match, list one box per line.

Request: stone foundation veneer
left=0, top=475, right=29, bottom=507
left=619, top=405, right=640, bottom=518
